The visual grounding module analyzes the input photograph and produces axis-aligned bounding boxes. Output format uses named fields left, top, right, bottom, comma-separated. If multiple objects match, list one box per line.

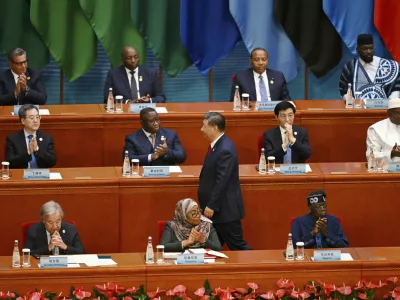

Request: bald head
left=121, top=46, right=140, bottom=70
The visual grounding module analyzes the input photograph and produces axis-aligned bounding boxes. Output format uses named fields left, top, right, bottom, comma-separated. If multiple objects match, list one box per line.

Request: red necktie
left=207, top=145, right=212, bottom=154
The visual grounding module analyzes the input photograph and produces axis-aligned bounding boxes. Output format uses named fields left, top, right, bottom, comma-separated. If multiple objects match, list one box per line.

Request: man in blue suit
left=198, top=112, right=252, bottom=250
left=103, top=46, right=165, bottom=103
left=122, top=107, right=185, bottom=166
left=230, top=48, right=290, bottom=101
left=0, top=48, right=47, bottom=106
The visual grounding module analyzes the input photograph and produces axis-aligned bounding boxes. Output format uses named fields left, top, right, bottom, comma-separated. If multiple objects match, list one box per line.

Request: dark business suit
left=198, top=134, right=251, bottom=250
left=123, top=128, right=186, bottom=166
left=263, top=126, right=311, bottom=164
left=24, top=221, right=85, bottom=255
left=5, top=129, right=57, bottom=169
left=230, top=68, right=290, bottom=101
left=103, top=65, right=165, bottom=103
left=0, top=68, right=47, bottom=106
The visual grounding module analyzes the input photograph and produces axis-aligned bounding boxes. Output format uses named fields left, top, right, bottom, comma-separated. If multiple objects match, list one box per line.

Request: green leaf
left=204, top=279, right=212, bottom=296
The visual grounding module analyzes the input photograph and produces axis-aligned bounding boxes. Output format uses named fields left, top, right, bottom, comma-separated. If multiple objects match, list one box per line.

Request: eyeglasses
left=12, top=60, right=28, bottom=66
left=25, top=115, right=41, bottom=121
left=188, top=209, right=201, bottom=217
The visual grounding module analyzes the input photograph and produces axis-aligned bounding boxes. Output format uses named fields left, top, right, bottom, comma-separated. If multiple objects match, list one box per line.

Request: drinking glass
left=115, top=95, right=123, bottom=113
left=241, top=93, right=250, bottom=111
left=354, top=92, right=363, bottom=109
left=267, top=156, right=276, bottom=174
left=156, top=245, right=164, bottom=264
left=22, top=248, right=30, bottom=267
left=296, top=242, right=304, bottom=261
left=1, top=161, right=10, bottom=180
left=131, top=159, right=140, bottom=176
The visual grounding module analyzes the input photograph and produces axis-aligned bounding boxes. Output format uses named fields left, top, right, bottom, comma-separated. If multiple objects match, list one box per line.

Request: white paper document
left=275, top=164, right=312, bottom=173
left=340, top=253, right=354, bottom=261
left=155, top=107, right=168, bottom=113
left=63, top=254, right=99, bottom=264
left=50, top=172, right=62, bottom=180
left=12, top=109, right=50, bottom=116
left=164, top=252, right=181, bottom=259
left=85, top=258, right=117, bottom=267
left=169, top=166, right=182, bottom=173
left=68, top=263, right=81, bottom=268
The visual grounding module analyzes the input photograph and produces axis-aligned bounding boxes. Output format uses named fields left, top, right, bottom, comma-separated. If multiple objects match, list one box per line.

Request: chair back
left=21, top=220, right=76, bottom=245
left=157, top=220, right=167, bottom=244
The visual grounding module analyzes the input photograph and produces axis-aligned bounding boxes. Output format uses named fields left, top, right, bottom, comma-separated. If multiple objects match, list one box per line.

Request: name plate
left=129, top=103, right=156, bottom=114
left=13, top=105, right=39, bottom=115
left=23, top=169, right=50, bottom=180
left=143, top=166, right=170, bottom=177
left=365, top=99, right=388, bottom=109
left=39, top=256, right=68, bottom=268
left=256, top=101, right=281, bottom=111
left=314, top=250, right=341, bottom=261
left=388, top=162, right=400, bottom=173
left=176, top=254, right=204, bottom=265
left=280, top=164, right=306, bottom=175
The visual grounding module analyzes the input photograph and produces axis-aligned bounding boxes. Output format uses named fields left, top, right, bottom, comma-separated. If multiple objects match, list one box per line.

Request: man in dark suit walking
left=24, top=200, right=85, bottom=255
left=230, top=47, right=290, bottom=101
left=198, top=112, right=251, bottom=250
left=123, top=107, right=185, bottom=166
left=0, top=48, right=47, bottom=106
left=5, top=104, right=56, bottom=169
left=103, top=46, right=165, bottom=103
left=263, top=101, right=311, bottom=164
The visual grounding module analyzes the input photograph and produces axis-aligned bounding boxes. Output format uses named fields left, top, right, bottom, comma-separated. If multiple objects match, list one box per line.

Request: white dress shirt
left=210, top=133, right=224, bottom=149
left=143, top=128, right=156, bottom=162
left=46, top=230, right=51, bottom=245
left=125, top=67, right=141, bottom=98
left=253, top=70, right=271, bottom=101
left=367, top=118, right=400, bottom=162
left=11, top=70, right=19, bottom=84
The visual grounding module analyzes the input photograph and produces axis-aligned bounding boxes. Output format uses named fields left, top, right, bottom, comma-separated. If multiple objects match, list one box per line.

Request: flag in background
left=180, top=0, right=241, bottom=74
left=374, top=0, right=400, bottom=62
left=274, top=0, right=342, bottom=78
left=0, top=0, right=49, bottom=69
left=323, top=0, right=385, bottom=57
left=30, top=0, right=97, bottom=81
left=229, top=0, right=297, bottom=82
left=131, top=0, right=191, bottom=77
left=80, top=0, right=146, bottom=67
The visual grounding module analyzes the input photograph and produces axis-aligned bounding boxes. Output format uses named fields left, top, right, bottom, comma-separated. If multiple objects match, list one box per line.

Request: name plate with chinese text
left=176, top=254, right=204, bottom=265
left=23, top=169, right=50, bottom=180
left=39, top=256, right=68, bottom=268
left=365, top=99, right=389, bottom=109
left=256, top=101, right=281, bottom=111
left=280, top=164, right=306, bottom=175
left=313, top=250, right=341, bottom=261
left=129, top=103, right=156, bottom=114
left=143, top=166, right=170, bottom=177
left=388, top=162, right=400, bottom=173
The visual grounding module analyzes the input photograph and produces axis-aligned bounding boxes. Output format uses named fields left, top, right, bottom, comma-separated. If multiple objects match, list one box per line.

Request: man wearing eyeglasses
left=5, top=104, right=56, bottom=169
left=291, top=190, right=348, bottom=249
left=0, top=48, right=47, bottom=106
left=103, top=46, right=165, bottom=104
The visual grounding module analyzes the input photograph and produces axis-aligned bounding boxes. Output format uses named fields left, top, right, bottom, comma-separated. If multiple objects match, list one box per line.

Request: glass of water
left=241, top=93, right=250, bottom=111
left=354, top=92, right=363, bottom=109
left=131, top=159, right=140, bottom=176
left=1, top=161, right=10, bottom=180
left=267, top=156, right=275, bottom=174
left=296, top=242, right=304, bottom=260
left=22, top=248, right=31, bottom=267
left=115, top=95, right=123, bottom=113
left=156, top=245, right=164, bottom=264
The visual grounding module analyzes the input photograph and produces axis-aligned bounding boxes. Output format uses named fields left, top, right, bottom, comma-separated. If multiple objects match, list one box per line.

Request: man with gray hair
left=24, top=201, right=85, bottom=255
left=0, top=48, right=47, bottom=105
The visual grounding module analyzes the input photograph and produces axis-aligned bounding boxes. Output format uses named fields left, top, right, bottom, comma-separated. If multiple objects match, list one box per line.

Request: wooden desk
left=0, top=101, right=387, bottom=167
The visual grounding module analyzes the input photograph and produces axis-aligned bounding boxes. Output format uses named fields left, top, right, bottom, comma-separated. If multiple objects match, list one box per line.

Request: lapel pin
left=39, top=137, right=43, bottom=142
left=62, top=229, right=65, bottom=234
left=294, top=132, right=298, bottom=136
left=27, top=77, right=31, bottom=80
left=270, top=80, right=274, bottom=84
left=139, top=76, right=143, bottom=82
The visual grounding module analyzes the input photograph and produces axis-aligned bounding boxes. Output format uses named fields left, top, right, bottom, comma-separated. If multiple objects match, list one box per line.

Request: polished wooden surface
left=0, top=163, right=399, bottom=256
left=2, top=248, right=400, bottom=295
left=0, top=101, right=387, bottom=167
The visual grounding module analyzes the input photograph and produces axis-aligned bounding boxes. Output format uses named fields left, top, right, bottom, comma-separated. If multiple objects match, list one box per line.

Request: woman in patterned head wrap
left=160, top=198, right=222, bottom=252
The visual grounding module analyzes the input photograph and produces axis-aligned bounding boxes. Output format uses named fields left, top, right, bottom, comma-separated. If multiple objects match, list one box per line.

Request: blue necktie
left=259, top=75, right=268, bottom=102
left=283, top=145, right=292, bottom=164
left=27, top=135, right=38, bottom=169
left=315, top=233, right=323, bottom=248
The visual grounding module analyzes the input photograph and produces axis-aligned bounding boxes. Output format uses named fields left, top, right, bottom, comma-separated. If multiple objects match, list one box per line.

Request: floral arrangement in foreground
left=1, top=277, right=400, bottom=300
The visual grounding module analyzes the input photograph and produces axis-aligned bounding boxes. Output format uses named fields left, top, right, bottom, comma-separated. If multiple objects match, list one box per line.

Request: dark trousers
left=214, top=220, right=252, bottom=250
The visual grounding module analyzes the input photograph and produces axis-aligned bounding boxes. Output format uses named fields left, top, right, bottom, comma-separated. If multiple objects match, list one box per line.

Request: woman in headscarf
left=160, top=198, right=222, bottom=252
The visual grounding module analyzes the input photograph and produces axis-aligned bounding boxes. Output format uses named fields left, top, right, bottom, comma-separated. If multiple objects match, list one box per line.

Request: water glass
left=296, top=242, right=304, bottom=261
left=375, top=157, right=384, bottom=173
left=354, top=92, right=363, bottom=109
left=267, top=156, right=276, bottom=174
left=22, top=248, right=30, bottom=267
left=131, top=159, right=140, bottom=176
left=156, top=245, right=165, bottom=264
left=241, top=93, right=250, bottom=110
left=2, top=161, right=10, bottom=180
left=115, top=95, right=123, bottom=113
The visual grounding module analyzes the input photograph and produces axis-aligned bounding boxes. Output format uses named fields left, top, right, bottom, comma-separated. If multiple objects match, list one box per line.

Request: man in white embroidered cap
left=262, top=101, right=311, bottom=164
left=367, top=98, right=400, bottom=163
left=291, top=190, right=348, bottom=249
left=24, top=200, right=85, bottom=255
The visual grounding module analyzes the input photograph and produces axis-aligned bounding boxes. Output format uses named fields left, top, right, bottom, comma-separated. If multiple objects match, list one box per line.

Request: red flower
left=73, top=288, right=91, bottom=300
left=260, top=291, right=275, bottom=299
left=122, top=297, right=133, bottom=300
left=29, top=292, right=44, bottom=300
left=172, top=285, right=187, bottom=297
left=247, top=283, right=258, bottom=291
left=234, top=288, right=248, bottom=294
left=275, top=289, right=286, bottom=298
left=0, top=292, right=16, bottom=299
left=336, top=285, right=351, bottom=296
left=305, top=284, right=317, bottom=294
left=200, top=296, right=210, bottom=300
left=324, top=284, right=336, bottom=297
left=125, top=287, right=138, bottom=294
left=387, top=277, right=399, bottom=283
left=16, top=297, right=23, bottom=300
left=299, top=291, right=310, bottom=299
left=289, top=290, right=298, bottom=298
left=276, top=278, right=294, bottom=289
left=194, top=288, right=205, bottom=297
left=358, top=292, right=367, bottom=299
